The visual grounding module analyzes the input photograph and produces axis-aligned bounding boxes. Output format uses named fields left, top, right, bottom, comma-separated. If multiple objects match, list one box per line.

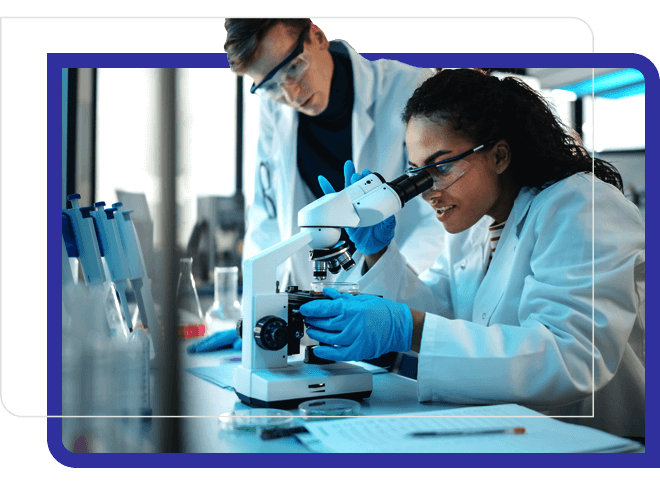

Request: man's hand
left=317, top=160, right=396, bottom=256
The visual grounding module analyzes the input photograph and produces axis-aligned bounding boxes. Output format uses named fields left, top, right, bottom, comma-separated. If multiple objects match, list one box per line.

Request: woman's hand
left=300, top=287, right=413, bottom=362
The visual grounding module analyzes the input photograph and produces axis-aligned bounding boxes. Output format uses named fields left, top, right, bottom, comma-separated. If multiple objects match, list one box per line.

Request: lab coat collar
left=509, top=186, right=538, bottom=238
left=340, top=40, right=376, bottom=170
left=341, top=40, right=375, bottom=115
left=486, top=185, right=538, bottom=263
left=472, top=185, right=537, bottom=325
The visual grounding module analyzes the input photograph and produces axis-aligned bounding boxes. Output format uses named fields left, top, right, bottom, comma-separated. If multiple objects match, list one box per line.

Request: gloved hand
left=317, top=160, right=396, bottom=255
left=299, top=287, right=413, bottom=362
left=187, top=328, right=240, bottom=353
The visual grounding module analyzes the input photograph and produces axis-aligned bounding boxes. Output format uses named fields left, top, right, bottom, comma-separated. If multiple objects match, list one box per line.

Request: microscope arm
left=242, top=227, right=341, bottom=370
left=245, top=228, right=341, bottom=296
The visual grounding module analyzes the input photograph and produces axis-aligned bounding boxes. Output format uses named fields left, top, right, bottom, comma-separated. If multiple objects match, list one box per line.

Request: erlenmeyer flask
left=176, top=257, right=206, bottom=339
left=205, top=266, right=242, bottom=335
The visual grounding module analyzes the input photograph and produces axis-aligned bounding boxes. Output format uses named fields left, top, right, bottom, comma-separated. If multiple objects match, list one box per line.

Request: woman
left=300, top=68, right=645, bottom=437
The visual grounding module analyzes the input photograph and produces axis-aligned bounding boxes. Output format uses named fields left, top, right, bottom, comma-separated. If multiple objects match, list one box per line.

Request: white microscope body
left=233, top=170, right=432, bottom=408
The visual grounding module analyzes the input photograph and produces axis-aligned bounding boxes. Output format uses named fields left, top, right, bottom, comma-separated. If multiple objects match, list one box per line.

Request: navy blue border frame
left=48, top=52, right=657, bottom=467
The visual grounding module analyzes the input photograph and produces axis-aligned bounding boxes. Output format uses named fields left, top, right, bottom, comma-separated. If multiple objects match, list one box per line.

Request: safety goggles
left=249, top=33, right=311, bottom=101
left=406, top=140, right=496, bottom=193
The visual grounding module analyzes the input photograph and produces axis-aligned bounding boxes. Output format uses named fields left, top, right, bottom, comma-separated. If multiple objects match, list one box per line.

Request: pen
left=407, top=427, right=526, bottom=438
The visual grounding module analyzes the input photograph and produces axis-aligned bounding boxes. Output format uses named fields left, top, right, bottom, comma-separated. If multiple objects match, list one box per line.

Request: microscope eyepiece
left=388, top=170, right=434, bottom=206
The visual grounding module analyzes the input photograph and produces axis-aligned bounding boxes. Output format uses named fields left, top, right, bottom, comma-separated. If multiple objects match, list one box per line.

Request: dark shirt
left=297, top=42, right=355, bottom=256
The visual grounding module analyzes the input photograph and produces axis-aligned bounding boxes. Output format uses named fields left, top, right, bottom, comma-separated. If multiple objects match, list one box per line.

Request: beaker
left=205, top=266, right=242, bottom=335
left=176, top=257, right=206, bottom=339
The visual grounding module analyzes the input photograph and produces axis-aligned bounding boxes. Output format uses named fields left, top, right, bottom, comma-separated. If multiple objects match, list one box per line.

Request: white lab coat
left=243, top=40, right=441, bottom=289
left=355, top=173, right=645, bottom=437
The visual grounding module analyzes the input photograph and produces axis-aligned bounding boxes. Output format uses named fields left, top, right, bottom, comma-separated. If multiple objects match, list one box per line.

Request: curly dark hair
left=402, top=68, right=623, bottom=192
left=224, top=18, right=312, bottom=73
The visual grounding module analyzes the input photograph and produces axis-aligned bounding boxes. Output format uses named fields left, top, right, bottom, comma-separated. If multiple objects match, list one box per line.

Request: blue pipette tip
left=79, top=206, right=94, bottom=217
left=67, top=194, right=82, bottom=210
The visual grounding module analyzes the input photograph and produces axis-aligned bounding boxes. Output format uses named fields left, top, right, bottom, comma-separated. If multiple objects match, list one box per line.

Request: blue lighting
left=560, top=68, right=645, bottom=97
left=599, top=82, right=646, bottom=99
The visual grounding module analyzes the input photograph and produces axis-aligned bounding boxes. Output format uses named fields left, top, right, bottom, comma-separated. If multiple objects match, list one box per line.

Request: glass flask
left=205, top=266, right=242, bottom=335
left=176, top=257, right=206, bottom=339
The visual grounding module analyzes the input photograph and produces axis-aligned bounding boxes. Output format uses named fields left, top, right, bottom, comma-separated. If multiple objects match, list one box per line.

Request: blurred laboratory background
left=60, top=65, right=645, bottom=453
left=64, top=66, right=645, bottom=274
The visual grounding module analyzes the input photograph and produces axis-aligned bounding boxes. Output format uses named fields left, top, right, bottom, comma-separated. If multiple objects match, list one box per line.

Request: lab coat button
left=460, top=262, right=466, bottom=269
left=482, top=313, right=486, bottom=320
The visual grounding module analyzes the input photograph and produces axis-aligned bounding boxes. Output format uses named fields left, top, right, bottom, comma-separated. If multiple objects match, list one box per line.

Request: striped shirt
left=488, top=220, right=507, bottom=268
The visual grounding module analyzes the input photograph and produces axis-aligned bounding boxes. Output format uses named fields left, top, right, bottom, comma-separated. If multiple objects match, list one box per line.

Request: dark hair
left=402, top=69, right=623, bottom=192
left=224, top=18, right=312, bottom=72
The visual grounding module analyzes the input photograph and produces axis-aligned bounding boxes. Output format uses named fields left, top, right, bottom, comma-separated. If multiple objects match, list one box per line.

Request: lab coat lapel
left=472, top=188, right=536, bottom=325
left=273, top=105, right=299, bottom=241
left=452, top=219, right=490, bottom=321
left=346, top=43, right=376, bottom=171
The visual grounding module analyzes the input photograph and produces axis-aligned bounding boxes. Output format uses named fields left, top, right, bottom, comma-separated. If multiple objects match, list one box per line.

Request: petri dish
left=310, top=282, right=360, bottom=295
left=218, top=409, right=294, bottom=432
left=298, top=398, right=361, bottom=421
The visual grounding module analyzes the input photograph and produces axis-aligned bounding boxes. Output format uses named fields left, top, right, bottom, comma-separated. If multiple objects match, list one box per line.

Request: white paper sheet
left=301, top=404, right=641, bottom=453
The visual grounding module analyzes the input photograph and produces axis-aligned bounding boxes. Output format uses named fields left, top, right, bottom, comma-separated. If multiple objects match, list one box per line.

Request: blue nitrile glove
left=299, top=287, right=413, bottom=362
left=317, top=160, right=396, bottom=255
left=187, top=328, right=239, bottom=353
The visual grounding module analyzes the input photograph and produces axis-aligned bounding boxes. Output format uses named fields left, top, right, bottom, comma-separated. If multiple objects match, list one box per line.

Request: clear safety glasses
left=249, top=34, right=311, bottom=101
left=406, top=140, right=496, bottom=195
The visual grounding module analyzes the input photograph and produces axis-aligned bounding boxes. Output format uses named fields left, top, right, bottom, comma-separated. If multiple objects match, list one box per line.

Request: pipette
left=63, top=194, right=129, bottom=339
left=89, top=201, right=133, bottom=331
left=62, top=194, right=106, bottom=286
left=112, top=203, right=159, bottom=359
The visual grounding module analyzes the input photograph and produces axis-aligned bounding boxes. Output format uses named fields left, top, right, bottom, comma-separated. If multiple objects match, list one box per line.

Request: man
left=224, top=18, right=442, bottom=290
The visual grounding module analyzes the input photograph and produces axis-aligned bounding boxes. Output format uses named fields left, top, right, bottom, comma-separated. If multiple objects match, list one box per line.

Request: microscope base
left=233, top=360, right=373, bottom=409
left=235, top=390, right=373, bottom=409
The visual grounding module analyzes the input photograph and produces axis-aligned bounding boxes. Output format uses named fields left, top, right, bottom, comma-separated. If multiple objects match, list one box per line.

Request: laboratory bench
left=116, top=299, right=643, bottom=454
left=166, top=340, right=644, bottom=453
left=176, top=340, right=456, bottom=453
left=169, top=293, right=452, bottom=452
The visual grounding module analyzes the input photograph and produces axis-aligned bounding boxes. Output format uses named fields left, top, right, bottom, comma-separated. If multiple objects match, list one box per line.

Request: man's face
left=242, top=23, right=334, bottom=116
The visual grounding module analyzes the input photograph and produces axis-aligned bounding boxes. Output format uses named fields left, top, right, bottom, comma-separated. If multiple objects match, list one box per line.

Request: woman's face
left=405, top=116, right=515, bottom=234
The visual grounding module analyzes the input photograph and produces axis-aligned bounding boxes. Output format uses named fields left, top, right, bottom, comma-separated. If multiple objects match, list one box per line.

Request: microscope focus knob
left=254, top=316, right=289, bottom=351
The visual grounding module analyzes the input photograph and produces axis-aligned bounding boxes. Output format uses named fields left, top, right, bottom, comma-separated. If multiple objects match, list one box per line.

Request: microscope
left=233, top=169, right=433, bottom=408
